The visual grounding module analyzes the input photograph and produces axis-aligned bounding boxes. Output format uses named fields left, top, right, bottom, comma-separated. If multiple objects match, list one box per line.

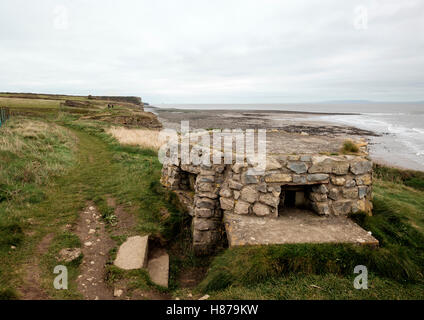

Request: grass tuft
left=341, top=140, right=359, bottom=153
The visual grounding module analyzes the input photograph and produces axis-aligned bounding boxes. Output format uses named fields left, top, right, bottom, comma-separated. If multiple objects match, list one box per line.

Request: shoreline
left=148, top=106, right=424, bottom=172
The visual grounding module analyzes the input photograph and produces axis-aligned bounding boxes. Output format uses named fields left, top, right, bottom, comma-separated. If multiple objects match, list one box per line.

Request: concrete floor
left=224, top=209, right=379, bottom=247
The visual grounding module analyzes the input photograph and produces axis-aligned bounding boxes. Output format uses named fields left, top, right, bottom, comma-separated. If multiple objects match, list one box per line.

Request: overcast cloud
left=0, top=0, right=423, bottom=103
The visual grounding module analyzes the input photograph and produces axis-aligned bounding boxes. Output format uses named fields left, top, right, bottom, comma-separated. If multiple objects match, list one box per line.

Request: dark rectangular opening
left=179, top=171, right=197, bottom=192
left=284, top=190, right=296, bottom=207
left=279, top=185, right=312, bottom=215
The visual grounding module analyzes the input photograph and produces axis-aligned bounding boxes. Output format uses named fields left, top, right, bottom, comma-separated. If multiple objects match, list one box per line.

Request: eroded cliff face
left=88, top=95, right=143, bottom=106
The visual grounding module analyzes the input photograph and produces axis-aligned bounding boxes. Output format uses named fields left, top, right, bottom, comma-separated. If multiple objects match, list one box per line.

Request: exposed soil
left=18, top=233, right=54, bottom=300
left=108, top=198, right=137, bottom=238
left=74, top=203, right=116, bottom=300
left=178, top=267, right=208, bottom=289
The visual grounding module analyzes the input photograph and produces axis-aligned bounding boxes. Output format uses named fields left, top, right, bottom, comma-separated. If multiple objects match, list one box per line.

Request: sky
left=0, top=0, right=423, bottom=104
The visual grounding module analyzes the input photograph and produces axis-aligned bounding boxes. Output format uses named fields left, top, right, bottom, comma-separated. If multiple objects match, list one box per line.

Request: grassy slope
left=0, top=117, right=78, bottom=298
left=0, top=114, right=184, bottom=299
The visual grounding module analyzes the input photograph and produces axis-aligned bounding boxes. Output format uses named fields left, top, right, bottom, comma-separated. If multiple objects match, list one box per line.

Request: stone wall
left=161, top=154, right=373, bottom=255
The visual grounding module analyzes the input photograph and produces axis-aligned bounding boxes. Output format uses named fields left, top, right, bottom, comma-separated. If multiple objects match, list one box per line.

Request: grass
left=106, top=127, right=166, bottom=151
left=0, top=117, right=78, bottom=299
left=0, top=113, right=185, bottom=299
left=341, top=140, right=359, bottom=153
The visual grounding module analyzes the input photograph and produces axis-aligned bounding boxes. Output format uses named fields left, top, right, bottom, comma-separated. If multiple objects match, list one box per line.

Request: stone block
left=252, top=202, right=271, bottom=216
left=240, top=186, right=259, bottom=203
left=358, top=186, right=368, bottom=199
left=114, top=235, right=148, bottom=270
left=259, top=193, right=279, bottom=207
left=307, top=174, right=329, bottom=182
left=196, top=198, right=216, bottom=209
left=331, top=176, right=345, bottom=186
left=293, top=175, right=307, bottom=184
left=265, top=173, right=292, bottom=183
left=309, top=156, right=349, bottom=175
left=220, top=197, right=235, bottom=210
left=147, top=251, right=169, bottom=288
left=345, top=179, right=356, bottom=188
left=266, top=157, right=282, bottom=170
left=257, top=183, right=268, bottom=193
left=232, top=163, right=246, bottom=173
left=288, top=155, right=300, bottom=161
left=194, top=208, right=214, bottom=218
left=197, top=182, right=214, bottom=192
left=241, top=172, right=260, bottom=184
left=312, top=184, right=328, bottom=194
left=312, top=202, right=330, bottom=215
left=219, top=187, right=232, bottom=198
left=198, top=192, right=218, bottom=199
left=356, top=174, right=372, bottom=185
left=309, top=192, right=327, bottom=202
left=328, top=188, right=340, bottom=200
left=198, top=175, right=215, bottom=183
left=343, top=187, right=359, bottom=199
left=351, top=160, right=372, bottom=175
left=234, top=200, right=250, bottom=215
left=194, top=218, right=218, bottom=231
left=287, top=161, right=308, bottom=174
left=300, top=155, right=312, bottom=162
left=331, top=200, right=352, bottom=215
left=229, top=179, right=243, bottom=190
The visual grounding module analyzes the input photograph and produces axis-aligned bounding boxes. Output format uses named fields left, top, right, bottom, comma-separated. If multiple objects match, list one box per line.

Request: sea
left=152, top=102, right=424, bottom=171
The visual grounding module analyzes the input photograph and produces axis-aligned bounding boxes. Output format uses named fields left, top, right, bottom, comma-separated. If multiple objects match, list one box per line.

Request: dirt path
left=74, top=203, right=116, bottom=300
left=14, top=127, right=175, bottom=300
left=19, top=233, right=54, bottom=300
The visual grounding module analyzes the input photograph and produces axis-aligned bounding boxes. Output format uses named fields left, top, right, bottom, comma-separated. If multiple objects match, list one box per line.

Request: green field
left=0, top=95, right=423, bottom=300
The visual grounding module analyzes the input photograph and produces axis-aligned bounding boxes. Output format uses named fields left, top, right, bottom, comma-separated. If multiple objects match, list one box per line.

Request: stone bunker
left=161, top=132, right=378, bottom=255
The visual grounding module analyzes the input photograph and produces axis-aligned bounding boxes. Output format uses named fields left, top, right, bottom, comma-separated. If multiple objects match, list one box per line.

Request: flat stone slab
left=224, top=210, right=378, bottom=247
left=114, top=235, right=148, bottom=270
left=147, top=249, right=169, bottom=288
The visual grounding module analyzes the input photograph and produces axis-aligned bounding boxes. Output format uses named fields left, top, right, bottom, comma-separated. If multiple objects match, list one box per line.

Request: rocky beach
left=148, top=105, right=424, bottom=172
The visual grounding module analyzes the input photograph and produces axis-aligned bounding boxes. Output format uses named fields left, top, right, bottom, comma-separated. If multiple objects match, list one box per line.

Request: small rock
left=90, top=261, right=95, bottom=265
left=84, top=241, right=93, bottom=247
left=188, top=293, right=193, bottom=298
left=199, top=294, right=210, bottom=300
left=89, top=206, right=95, bottom=211
left=88, top=229, right=96, bottom=234
left=57, top=248, right=82, bottom=262
left=114, top=289, right=123, bottom=297
left=10, top=245, right=16, bottom=250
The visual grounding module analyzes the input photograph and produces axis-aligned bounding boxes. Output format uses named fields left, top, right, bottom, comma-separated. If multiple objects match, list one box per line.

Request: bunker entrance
left=179, top=171, right=197, bottom=192
left=279, top=185, right=312, bottom=215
